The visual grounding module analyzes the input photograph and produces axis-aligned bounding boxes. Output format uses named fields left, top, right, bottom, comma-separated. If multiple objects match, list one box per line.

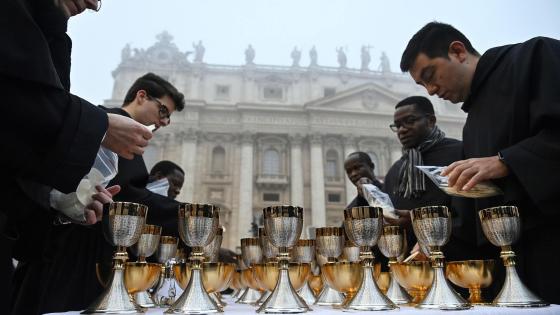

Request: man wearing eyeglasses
left=383, top=96, right=485, bottom=262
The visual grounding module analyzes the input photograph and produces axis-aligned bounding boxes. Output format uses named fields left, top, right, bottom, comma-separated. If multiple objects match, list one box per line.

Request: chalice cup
left=391, top=261, right=433, bottom=304
left=166, top=203, right=220, bottom=314
left=153, top=236, right=179, bottom=307
left=343, top=206, right=396, bottom=310
left=411, top=206, right=470, bottom=310
left=204, top=227, right=223, bottom=263
left=254, top=227, right=278, bottom=305
left=315, top=228, right=345, bottom=306
left=292, top=239, right=316, bottom=305
left=378, top=225, right=411, bottom=305
left=130, top=224, right=162, bottom=308
left=237, top=237, right=264, bottom=304
left=257, top=205, right=309, bottom=313
left=82, top=202, right=148, bottom=314
left=341, top=240, right=361, bottom=263
left=446, top=260, right=495, bottom=305
left=479, top=206, right=548, bottom=307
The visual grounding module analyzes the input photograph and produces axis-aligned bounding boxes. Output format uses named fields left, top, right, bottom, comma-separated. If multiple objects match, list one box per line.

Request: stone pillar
left=343, top=135, right=358, bottom=205
left=309, top=134, right=326, bottom=227
left=238, top=132, right=254, bottom=238
left=289, top=134, right=304, bottom=207
left=179, top=129, right=198, bottom=202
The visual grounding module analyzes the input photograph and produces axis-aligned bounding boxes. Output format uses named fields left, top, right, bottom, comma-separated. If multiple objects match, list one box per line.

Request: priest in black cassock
left=10, top=73, right=186, bottom=315
left=383, top=96, right=491, bottom=262
left=401, top=22, right=560, bottom=303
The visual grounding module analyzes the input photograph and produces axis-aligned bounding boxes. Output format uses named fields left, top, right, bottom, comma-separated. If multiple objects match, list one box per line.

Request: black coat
left=461, top=37, right=560, bottom=303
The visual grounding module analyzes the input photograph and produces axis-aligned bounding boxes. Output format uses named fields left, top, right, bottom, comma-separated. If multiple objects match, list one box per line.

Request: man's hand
left=356, top=177, right=373, bottom=197
left=83, top=185, right=121, bottom=225
left=441, top=156, right=509, bottom=191
left=384, top=209, right=412, bottom=229
left=54, top=0, right=99, bottom=17
left=102, top=113, right=152, bottom=160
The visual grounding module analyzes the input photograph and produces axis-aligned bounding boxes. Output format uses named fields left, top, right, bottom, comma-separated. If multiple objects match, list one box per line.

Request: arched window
left=211, top=146, right=225, bottom=173
left=263, top=149, right=281, bottom=175
left=325, top=149, right=339, bottom=179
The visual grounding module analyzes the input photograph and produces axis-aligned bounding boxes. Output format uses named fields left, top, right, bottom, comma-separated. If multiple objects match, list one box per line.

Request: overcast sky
left=68, top=0, right=560, bottom=105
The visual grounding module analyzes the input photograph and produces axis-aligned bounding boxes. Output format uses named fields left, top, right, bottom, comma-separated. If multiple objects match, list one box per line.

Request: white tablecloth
left=44, top=297, right=560, bottom=315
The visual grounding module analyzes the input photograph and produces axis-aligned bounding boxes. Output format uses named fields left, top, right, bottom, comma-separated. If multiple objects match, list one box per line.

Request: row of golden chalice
left=84, top=202, right=236, bottom=314
left=383, top=205, right=547, bottom=309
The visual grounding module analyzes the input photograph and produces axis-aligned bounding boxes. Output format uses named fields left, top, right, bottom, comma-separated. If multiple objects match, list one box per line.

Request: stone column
left=343, top=135, right=358, bottom=204
left=309, top=134, right=326, bottom=227
left=179, top=129, right=198, bottom=202
left=289, top=134, right=304, bottom=207
left=238, top=132, right=254, bottom=238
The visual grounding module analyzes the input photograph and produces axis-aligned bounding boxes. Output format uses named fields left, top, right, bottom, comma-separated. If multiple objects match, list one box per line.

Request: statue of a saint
left=121, top=43, right=131, bottom=61
left=378, top=51, right=391, bottom=73
left=360, top=45, right=371, bottom=71
left=245, top=44, right=255, bottom=65
left=336, top=47, right=347, bottom=68
left=309, top=46, right=318, bottom=66
left=290, top=46, right=301, bottom=67
left=193, top=40, right=205, bottom=63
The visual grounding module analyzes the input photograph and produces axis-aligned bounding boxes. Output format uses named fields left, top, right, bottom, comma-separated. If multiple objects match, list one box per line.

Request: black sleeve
left=500, top=38, right=560, bottom=215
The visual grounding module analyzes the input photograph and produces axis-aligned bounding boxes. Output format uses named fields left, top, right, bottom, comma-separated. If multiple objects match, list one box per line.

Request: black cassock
left=461, top=37, right=560, bottom=303
left=10, top=107, right=183, bottom=315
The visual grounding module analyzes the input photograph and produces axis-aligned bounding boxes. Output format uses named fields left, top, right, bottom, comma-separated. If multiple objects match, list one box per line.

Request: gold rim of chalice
left=296, top=239, right=316, bottom=247
left=479, top=206, right=519, bottom=220
left=316, top=227, right=345, bottom=237
left=108, top=202, right=148, bottom=217
left=321, top=261, right=363, bottom=304
left=446, top=259, right=495, bottom=304
left=141, top=224, right=162, bottom=235
left=124, top=262, right=161, bottom=294
left=178, top=203, right=220, bottom=218
left=263, top=205, right=304, bottom=218
left=344, top=206, right=383, bottom=219
left=391, top=261, right=433, bottom=304
left=254, top=262, right=311, bottom=292
left=411, top=205, right=450, bottom=220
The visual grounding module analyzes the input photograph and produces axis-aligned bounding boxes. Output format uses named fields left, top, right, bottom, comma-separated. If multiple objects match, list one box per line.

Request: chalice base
left=236, top=287, right=262, bottom=304
left=493, top=265, right=549, bottom=307
left=135, top=291, right=156, bottom=308
left=345, top=266, right=397, bottom=311
left=165, top=268, right=222, bottom=314
left=385, top=274, right=411, bottom=305
left=154, top=277, right=182, bottom=306
left=315, top=285, right=344, bottom=306
left=415, top=267, right=471, bottom=310
left=297, top=282, right=317, bottom=305
left=82, top=269, right=143, bottom=314
left=257, top=268, right=309, bottom=313
left=256, top=291, right=271, bottom=306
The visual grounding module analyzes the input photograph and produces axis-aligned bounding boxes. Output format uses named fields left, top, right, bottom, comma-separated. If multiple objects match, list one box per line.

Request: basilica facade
left=105, top=32, right=466, bottom=250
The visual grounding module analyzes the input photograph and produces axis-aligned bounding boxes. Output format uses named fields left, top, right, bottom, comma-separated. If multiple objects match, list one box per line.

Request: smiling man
left=400, top=22, right=560, bottom=303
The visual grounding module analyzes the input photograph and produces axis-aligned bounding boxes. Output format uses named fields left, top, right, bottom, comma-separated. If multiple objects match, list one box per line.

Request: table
left=44, top=297, right=560, bottom=315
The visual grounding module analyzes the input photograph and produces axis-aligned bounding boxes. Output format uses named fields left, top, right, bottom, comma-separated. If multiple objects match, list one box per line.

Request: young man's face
left=137, top=91, right=177, bottom=130
left=409, top=51, right=471, bottom=104
left=166, top=169, right=185, bottom=200
left=393, top=104, right=435, bottom=149
left=344, top=155, right=375, bottom=186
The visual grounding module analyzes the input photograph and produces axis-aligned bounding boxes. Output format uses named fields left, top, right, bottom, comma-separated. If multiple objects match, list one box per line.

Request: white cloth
left=44, top=296, right=560, bottom=315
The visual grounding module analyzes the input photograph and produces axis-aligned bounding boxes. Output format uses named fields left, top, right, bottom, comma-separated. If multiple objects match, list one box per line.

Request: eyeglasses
left=389, top=115, right=429, bottom=132
left=148, top=95, right=171, bottom=122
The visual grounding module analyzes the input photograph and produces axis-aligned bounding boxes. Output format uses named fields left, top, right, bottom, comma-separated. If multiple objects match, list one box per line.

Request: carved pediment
left=304, top=83, right=404, bottom=113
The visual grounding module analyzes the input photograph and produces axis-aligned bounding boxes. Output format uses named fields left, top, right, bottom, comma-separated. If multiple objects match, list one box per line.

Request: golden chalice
left=321, top=261, right=363, bottom=305
left=174, top=263, right=235, bottom=294
left=308, top=274, right=323, bottom=297
left=391, top=261, right=433, bottom=304
left=446, top=260, right=495, bottom=305
left=376, top=272, right=390, bottom=294
left=124, top=262, right=162, bottom=295
left=254, top=262, right=310, bottom=292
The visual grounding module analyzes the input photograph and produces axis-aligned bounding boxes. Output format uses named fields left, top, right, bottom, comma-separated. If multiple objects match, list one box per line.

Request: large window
left=263, top=86, right=283, bottom=100
left=211, top=146, right=226, bottom=173
left=325, top=149, right=339, bottom=179
left=263, top=149, right=281, bottom=175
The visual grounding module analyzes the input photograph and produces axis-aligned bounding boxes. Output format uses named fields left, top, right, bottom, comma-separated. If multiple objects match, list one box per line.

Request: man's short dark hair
left=395, top=96, right=435, bottom=115
left=123, top=73, right=185, bottom=111
left=400, top=22, right=479, bottom=72
left=150, top=160, right=184, bottom=177
left=347, top=151, right=374, bottom=169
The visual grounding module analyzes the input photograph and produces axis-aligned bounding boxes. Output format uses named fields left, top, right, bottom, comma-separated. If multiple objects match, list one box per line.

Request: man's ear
left=428, top=114, right=437, bottom=128
left=135, top=90, right=148, bottom=104
left=448, top=41, right=468, bottom=62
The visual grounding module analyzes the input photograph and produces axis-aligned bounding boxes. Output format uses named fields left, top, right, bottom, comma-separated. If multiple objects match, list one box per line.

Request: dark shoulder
left=423, top=138, right=463, bottom=165
left=100, top=105, right=129, bottom=117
